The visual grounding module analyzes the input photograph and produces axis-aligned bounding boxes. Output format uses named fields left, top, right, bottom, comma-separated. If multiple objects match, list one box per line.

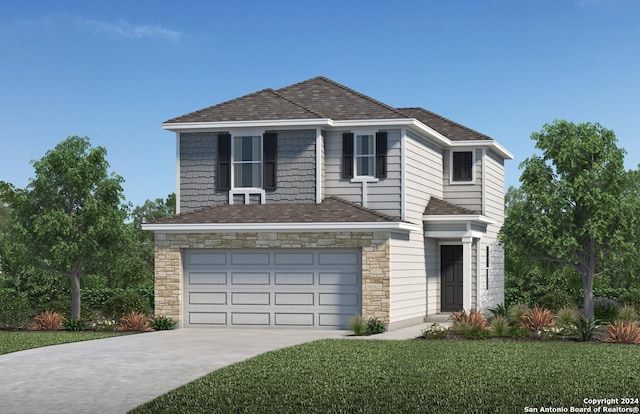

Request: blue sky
left=1, top=0, right=639, bottom=208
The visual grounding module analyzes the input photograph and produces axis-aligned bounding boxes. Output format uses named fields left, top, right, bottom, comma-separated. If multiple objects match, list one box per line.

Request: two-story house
left=143, top=76, right=513, bottom=330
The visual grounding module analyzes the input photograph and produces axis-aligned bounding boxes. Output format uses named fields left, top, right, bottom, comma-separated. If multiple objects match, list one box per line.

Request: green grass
left=0, top=331, right=125, bottom=355
left=131, top=339, right=640, bottom=414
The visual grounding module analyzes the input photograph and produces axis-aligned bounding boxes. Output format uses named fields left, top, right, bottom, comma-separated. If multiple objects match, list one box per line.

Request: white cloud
left=79, top=18, right=183, bottom=42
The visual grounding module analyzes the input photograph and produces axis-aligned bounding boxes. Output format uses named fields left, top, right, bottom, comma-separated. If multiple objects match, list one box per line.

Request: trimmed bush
left=593, top=297, right=620, bottom=324
left=619, top=290, right=640, bottom=313
left=0, top=288, right=32, bottom=329
left=102, top=291, right=152, bottom=319
left=42, top=299, right=94, bottom=322
left=537, top=291, right=574, bottom=312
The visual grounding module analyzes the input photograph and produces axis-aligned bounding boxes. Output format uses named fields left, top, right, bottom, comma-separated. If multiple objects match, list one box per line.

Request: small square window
left=452, top=151, right=473, bottom=182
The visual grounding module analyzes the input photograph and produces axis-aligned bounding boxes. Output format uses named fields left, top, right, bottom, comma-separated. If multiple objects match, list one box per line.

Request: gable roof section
left=150, top=197, right=400, bottom=225
left=424, top=197, right=480, bottom=216
left=397, top=107, right=492, bottom=141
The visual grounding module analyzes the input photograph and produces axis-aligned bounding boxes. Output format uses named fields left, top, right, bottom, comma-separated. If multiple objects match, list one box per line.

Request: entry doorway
left=441, top=245, right=463, bottom=311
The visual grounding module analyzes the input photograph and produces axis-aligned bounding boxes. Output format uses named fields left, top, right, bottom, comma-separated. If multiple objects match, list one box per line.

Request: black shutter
left=375, top=131, right=387, bottom=179
left=217, top=133, right=231, bottom=191
left=263, top=132, right=277, bottom=190
left=342, top=132, right=354, bottom=179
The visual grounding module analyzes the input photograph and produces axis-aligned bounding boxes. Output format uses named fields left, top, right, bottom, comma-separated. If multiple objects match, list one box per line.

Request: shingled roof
left=424, top=197, right=480, bottom=216
left=164, top=77, right=494, bottom=142
left=150, top=197, right=400, bottom=225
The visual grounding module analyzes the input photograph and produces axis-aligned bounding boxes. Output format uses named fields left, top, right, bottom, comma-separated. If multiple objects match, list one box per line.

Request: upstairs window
left=342, top=131, right=387, bottom=179
left=356, top=134, right=375, bottom=176
left=233, top=136, right=262, bottom=188
left=217, top=132, right=277, bottom=191
left=452, top=151, right=473, bottom=182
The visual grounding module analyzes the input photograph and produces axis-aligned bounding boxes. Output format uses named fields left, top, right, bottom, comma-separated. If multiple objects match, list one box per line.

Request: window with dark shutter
left=375, top=131, right=387, bottom=179
left=217, top=133, right=231, bottom=190
left=342, top=132, right=354, bottom=179
left=263, top=132, right=277, bottom=190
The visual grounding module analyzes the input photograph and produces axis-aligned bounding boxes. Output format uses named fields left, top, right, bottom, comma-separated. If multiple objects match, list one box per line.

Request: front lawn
left=0, top=331, right=125, bottom=355
left=131, top=339, right=640, bottom=413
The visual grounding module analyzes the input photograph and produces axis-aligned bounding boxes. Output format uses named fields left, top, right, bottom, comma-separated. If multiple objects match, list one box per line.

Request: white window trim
left=449, top=148, right=476, bottom=185
left=352, top=130, right=377, bottom=180
left=231, top=131, right=263, bottom=191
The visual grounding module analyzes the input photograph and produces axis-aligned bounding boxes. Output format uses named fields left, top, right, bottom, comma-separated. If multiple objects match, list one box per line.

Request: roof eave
left=422, top=215, right=496, bottom=225
left=142, top=221, right=420, bottom=233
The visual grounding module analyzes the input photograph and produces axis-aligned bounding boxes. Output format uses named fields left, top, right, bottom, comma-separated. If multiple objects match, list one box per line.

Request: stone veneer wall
left=154, top=231, right=391, bottom=327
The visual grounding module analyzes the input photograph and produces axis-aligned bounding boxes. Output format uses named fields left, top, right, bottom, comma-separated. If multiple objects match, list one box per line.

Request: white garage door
left=183, top=249, right=362, bottom=328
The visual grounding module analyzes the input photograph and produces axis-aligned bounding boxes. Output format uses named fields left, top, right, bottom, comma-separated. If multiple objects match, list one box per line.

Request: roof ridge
left=325, top=196, right=401, bottom=222
left=164, top=88, right=276, bottom=124
left=278, top=76, right=410, bottom=119
left=270, top=88, right=326, bottom=118
left=397, top=107, right=493, bottom=141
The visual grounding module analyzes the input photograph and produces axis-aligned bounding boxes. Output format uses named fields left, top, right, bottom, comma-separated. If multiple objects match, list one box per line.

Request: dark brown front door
left=441, top=245, right=463, bottom=312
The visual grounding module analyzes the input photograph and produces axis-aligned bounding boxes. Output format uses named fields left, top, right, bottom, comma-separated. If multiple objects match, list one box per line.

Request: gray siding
left=443, top=149, right=483, bottom=212
left=389, top=229, right=427, bottom=324
left=404, top=130, right=443, bottom=223
left=180, top=132, right=223, bottom=212
left=179, top=130, right=316, bottom=212
left=425, top=238, right=440, bottom=315
left=324, top=129, right=402, bottom=218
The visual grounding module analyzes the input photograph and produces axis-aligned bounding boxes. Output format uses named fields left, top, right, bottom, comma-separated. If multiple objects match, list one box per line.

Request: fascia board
left=422, top=215, right=496, bottom=225
left=450, top=140, right=514, bottom=160
left=142, top=221, right=420, bottom=233
left=162, top=119, right=333, bottom=132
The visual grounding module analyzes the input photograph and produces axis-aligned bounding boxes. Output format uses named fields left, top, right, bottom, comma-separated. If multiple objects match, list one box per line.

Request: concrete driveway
left=0, top=329, right=347, bottom=414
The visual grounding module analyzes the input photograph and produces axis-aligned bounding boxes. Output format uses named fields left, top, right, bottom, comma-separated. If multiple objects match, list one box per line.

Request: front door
left=441, top=245, right=463, bottom=312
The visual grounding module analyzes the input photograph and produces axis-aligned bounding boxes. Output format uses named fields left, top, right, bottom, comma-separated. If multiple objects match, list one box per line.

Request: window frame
left=231, top=134, right=263, bottom=189
left=354, top=133, right=376, bottom=178
left=450, top=149, right=475, bottom=184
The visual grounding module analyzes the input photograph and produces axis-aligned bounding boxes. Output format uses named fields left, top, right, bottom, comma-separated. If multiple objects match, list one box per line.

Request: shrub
left=593, top=297, right=620, bottom=324
left=555, top=306, right=578, bottom=335
left=103, top=291, right=152, bottom=319
left=31, top=310, right=65, bottom=331
left=93, top=318, right=117, bottom=332
left=117, top=311, right=152, bottom=332
left=537, top=291, right=574, bottom=312
left=604, top=321, right=640, bottom=344
left=366, top=317, right=387, bottom=335
left=150, top=315, right=177, bottom=331
left=508, top=303, right=529, bottom=327
left=0, top=288, right=32, bottom=329
left=619, top=290, right=640, bottom=313
left=617, top=305, right=638, bottom=322
left=487, top=303, right=509, bottom=319
left=348, top=315, right=367, bottom=336
left=42, top=299, right=94, bottom=321
left=572, top=315, right=601, bottom=342
left=466, top=327, right=491, bottom=340
left=509, top=326, right=530, bottom=339
left=490, top=316, right=510, bottom=338
left=452, top=309, right=487, bottom=329
left=421, top=323, right=450, bottom=339
left=521, top=306, right=555, bottom=332
left=63, top=317, right=89, bottom=332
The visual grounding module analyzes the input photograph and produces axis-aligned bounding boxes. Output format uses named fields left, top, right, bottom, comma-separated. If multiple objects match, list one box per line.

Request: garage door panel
left=189, top=292, right=227, bottom=305
left=319, top=293, right=359, bottom=306
left=275, top=293, right=314, bottom=306
left=190, top=312, right=227, bottom=325
left=189, top=272, right=227, bottom=285
left=184, top=249, right=361, bottom=328
left=231, top=292, right=270, bottom=305
left=231, top=273, right=270, bottom=285
left=319, top=313, right=353, bottom=327
left=274, top=273, right=314, bottom=285
left=274, top=252, right=315, bottom=265
left=188, top=253, right=227, bottom=266
left=231, top=253, right=270, bottom=265
left=275, top=313, right=314, bottom=326
left=231, top=312, right=270, bottom=325
left=319, top=272, right=358, bottom=286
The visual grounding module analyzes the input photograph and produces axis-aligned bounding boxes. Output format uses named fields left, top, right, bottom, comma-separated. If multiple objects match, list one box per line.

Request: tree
left=2, top=136, right=128, bottom=318
left=500, top=120, right=635, bottom=318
